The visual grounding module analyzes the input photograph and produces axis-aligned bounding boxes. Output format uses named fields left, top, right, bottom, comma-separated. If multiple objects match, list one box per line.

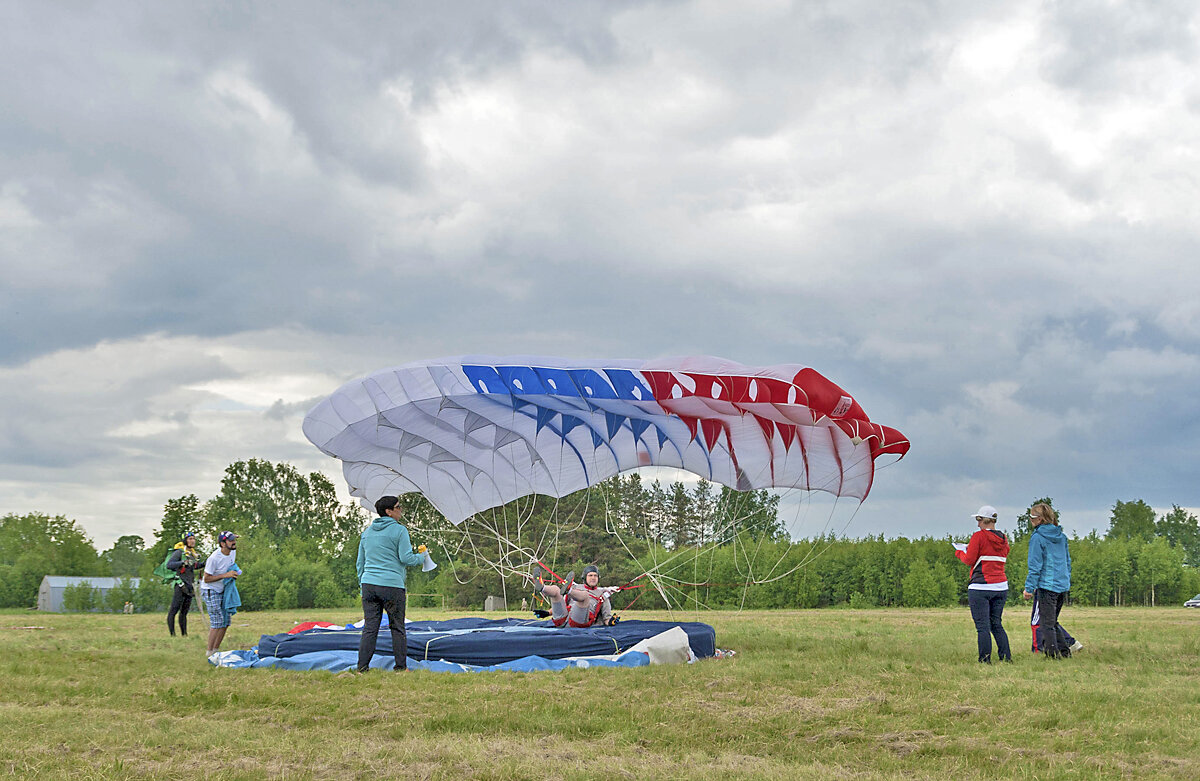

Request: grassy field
left=1, top=606, right=1197, bottom=780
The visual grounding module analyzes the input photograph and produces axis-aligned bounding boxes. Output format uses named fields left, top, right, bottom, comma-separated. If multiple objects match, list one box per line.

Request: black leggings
left=167, top=586, right=193, bottom=636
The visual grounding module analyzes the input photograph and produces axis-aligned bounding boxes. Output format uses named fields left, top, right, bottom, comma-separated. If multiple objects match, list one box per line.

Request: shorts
left=203, top=589, right=230, bottom=628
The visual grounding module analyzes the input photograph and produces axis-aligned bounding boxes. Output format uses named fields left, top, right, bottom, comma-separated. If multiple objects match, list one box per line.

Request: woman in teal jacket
left=356, top=496, right=426, bottom=672
left=1022, top=503, right=1072, bottom=658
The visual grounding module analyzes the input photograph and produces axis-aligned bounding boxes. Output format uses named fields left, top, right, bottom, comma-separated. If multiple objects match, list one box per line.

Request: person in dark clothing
left=954, top=505, right=1012, bottom=663
left=355, top=496, right=426, bottom=672
left=166, top=531, right=204, bottom=637
left=1023, top=503, right=1073, bottom=659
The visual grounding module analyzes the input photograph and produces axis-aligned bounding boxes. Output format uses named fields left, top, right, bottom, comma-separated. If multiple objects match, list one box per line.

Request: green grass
left=0, top=606, right=1197, bottom=779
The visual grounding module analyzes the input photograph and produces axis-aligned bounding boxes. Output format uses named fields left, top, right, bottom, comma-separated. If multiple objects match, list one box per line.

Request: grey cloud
left=1041, top=0, right=1199, bottom=94
left=264, top=396, right=324, bottom=421
left=3, top=1, right=1200, bottom=543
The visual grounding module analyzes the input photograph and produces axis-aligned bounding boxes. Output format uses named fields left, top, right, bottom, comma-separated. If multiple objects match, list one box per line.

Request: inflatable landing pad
left=256, top=617, right=716, bottom=666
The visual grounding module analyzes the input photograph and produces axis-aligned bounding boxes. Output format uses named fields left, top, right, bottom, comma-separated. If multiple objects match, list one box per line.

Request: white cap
left=974, top=505, right=998, bottom=521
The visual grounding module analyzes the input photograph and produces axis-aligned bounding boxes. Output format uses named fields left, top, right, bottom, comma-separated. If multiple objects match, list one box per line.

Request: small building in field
left=37, top=576, right=142, bottom=612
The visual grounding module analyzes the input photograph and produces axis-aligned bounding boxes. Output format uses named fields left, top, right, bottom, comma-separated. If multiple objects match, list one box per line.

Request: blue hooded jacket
left=1024, top=524, right=1072, bottom=593
left=356, top=516, right=425, bottom=589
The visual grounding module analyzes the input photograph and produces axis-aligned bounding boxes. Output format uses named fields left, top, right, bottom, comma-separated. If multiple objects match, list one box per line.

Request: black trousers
left=167, top=585, right=193, bottom=636
left=1035, top=589, right=1071, bottom=658
left=967, top=589, right=1011, bottom=662
left=358, top=583, right=407, bottom=671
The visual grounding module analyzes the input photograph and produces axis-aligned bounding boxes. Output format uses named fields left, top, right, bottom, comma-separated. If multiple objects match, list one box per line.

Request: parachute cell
left=302, top=356, right=909, bottom=523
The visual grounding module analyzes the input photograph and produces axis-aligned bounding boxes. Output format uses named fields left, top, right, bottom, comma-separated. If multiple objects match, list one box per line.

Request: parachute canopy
left=302, top=356, right=909, bottom=523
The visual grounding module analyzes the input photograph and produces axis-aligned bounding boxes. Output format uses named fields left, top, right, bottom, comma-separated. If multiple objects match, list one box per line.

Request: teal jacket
left=356, top=516, right=425, bottom=589
left=1024, top=524, right=1072, bottom=594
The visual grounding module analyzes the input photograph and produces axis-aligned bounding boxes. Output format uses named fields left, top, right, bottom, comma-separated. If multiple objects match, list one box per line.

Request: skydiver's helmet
left=583, top=565, right=600, bottom=584
left=181, top=531, right=196, bottom=543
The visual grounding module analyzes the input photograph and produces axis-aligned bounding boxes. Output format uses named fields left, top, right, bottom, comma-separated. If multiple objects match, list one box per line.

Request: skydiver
left=530, top=564, right=619, bottom=627
left=165, top=531, right=203, bottom=637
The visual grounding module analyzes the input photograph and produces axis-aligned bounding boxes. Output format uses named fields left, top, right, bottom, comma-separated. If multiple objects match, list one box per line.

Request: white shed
left=37, top=576, right=142, bottom=612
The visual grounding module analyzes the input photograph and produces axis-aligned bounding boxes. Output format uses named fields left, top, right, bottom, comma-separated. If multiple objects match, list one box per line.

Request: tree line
left=1, top=459, right=1197, bottom=611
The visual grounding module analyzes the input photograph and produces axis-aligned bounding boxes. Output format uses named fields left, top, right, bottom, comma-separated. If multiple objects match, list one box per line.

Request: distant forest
left=2, top=459, right=1197, bottom=611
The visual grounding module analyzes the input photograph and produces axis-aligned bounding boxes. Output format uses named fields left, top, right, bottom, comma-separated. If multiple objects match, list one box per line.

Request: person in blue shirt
left=356, top=496, right=426, bottom=672
left=1022, top=503, right=1073, bottom=659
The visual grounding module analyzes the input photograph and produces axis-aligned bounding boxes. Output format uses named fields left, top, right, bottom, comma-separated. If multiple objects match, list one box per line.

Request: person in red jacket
left=954, top=505, right=1012, bottom=663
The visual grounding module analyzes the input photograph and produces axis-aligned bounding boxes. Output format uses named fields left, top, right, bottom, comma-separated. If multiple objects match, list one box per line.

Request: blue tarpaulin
left=210, top=647, right=655, bottom=673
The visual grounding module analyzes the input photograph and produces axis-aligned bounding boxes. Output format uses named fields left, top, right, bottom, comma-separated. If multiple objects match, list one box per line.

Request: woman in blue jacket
left=1022, top=503, right=1072, bottom=658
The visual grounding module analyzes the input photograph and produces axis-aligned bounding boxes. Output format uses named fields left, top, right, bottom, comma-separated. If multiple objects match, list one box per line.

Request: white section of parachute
left=302, top=356, right=882, bottom=523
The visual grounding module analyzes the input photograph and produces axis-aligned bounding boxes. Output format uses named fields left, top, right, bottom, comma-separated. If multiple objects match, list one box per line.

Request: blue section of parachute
left=254, top=617, right=716, bottom=666
left=459, top=364, right=667, bottom=487
left=461, top=364, right=654, bottom=402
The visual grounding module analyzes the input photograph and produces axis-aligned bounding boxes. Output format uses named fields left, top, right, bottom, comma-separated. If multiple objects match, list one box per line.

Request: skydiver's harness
left=156, top=544, right=202, bottom=592
left=564, top=586, right=608, bottom=628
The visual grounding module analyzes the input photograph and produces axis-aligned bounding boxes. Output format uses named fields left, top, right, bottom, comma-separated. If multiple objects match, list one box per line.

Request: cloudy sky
left=3, top=1, right=1198, bottom=550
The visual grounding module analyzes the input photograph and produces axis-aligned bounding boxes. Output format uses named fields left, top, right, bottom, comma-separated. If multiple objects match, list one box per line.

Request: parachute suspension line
left=591, top=479, right=689, bottom=620
left=465, top=488, right=552, bottom=583
left=731, top=490, right=762, bottom=611
left=611, top=485, right=752, bottom=614
left=698, top=416, right=874, bottom=590
left=507, top=424, right=575, bottom=584
left=741, top=449, right=875, bottom=586
left=497, top=522, right=509, bottom=610
left=720, top=442, right=872, bottom=590
left=451, top=455, right=622, bottom=595
left=694, top=535, right=700, bottom=621
left=618, top=463, right=853, bottom=609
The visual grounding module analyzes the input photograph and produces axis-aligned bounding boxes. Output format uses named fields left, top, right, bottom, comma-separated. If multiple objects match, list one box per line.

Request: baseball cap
left=973, top=506, right=998, bottom=521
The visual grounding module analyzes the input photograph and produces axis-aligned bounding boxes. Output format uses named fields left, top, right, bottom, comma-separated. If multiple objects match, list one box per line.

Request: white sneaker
left=1069, top=640, right=1083, bottom=652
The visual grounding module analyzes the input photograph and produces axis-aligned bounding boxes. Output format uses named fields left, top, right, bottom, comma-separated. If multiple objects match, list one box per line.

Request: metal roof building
left=37, top=576, right=142, bottom=612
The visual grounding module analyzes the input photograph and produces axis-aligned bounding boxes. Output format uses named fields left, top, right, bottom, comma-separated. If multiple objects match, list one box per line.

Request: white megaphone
left=422, top=551, right=437, bottom=572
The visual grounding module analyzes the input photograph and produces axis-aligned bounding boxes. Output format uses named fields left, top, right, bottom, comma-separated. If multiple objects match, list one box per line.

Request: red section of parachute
left=288, top=621, right=341, bottom=634
left=640, top=369, right=909, bottom=463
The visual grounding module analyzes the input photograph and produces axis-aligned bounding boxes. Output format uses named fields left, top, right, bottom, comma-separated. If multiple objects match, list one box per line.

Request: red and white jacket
left=955, top=529, right=1009, bottom=591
